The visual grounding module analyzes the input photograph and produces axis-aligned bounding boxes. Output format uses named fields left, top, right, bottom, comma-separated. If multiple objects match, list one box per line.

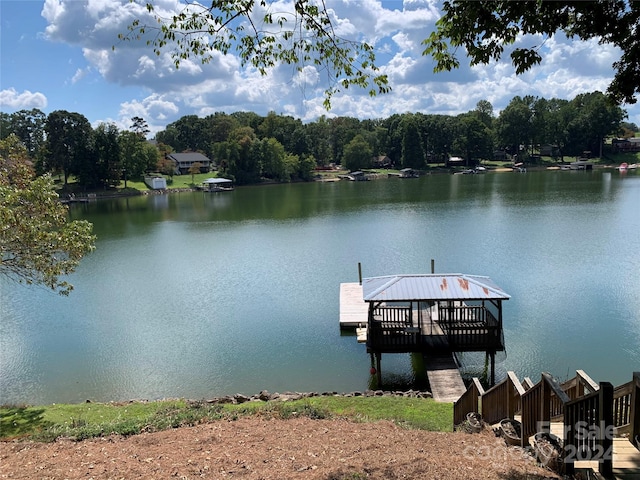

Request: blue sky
left=2, top=0, right=638, bottom=136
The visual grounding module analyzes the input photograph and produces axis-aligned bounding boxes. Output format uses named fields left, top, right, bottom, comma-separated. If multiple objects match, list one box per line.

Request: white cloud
left=0, top=88, right=48, bottom=111
left=116, top=94, right=180, bottom=134
left=71, top=67, right=91, bottom=84
left=31, top=0, right=640, bottom=127
left=293, top=66, right=321, bottom=88
left=391, top=32, right=414, bottom=53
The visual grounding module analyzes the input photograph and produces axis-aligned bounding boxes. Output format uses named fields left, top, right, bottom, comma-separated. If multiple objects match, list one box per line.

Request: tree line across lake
left=1, top=91, right=638, bottom=189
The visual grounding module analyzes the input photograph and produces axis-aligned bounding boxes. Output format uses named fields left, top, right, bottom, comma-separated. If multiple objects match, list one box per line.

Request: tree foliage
left=343, top=134, right=372, bottom=171
left=44, top=110, right=93, bottom=185
left=119, top=0, right=389, bottom=108
left=423, top=1, right=640, bottom=104
left=0, top=135, right=95, bottom=295
left=119, top=130, right=154, bottom=187
left=401, top=117, right=426, bottom=169
left=130, top=116, right=151, bottom=139
left=453, top=114, right=493, bottom=165
left=0, top=89, right=629, bottom=193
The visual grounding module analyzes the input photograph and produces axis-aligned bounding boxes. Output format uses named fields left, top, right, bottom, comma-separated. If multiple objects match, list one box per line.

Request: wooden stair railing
left=453, top=370, right=593, bottom=429
left=564, top=382, right=614, bottom=476
left=560, top=369, right=600, bottom=400
left=630, top=372, right=640, bottom=450
left=480, top=371, right=526, bottom=425
left=453, top=377, right=484, bottom=427
left=520, top=372, right=570, bottom=448
left=610, top=371, right=639, bottom=452
left=453, top=371, right=639, bottom=476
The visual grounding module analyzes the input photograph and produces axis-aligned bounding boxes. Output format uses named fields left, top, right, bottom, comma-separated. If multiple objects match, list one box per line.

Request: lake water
left=1, top=170, right=639, bottom=405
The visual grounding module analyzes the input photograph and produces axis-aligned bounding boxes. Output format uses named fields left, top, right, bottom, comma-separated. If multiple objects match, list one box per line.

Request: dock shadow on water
left=367, top=353, right=430, bottom=392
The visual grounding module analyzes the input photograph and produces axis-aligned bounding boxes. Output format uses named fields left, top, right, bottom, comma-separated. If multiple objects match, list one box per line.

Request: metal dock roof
left=362, top=274, right=510, bottom=302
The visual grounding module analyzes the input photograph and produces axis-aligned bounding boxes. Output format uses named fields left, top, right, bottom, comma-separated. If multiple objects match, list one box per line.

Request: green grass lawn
left=124, top=172, right=220, bottom=191
left=0, top=396, right=453, bottom=442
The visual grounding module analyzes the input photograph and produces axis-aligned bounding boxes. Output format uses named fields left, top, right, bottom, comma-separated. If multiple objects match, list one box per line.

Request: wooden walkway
left=423, top=353, right=467, bottom=403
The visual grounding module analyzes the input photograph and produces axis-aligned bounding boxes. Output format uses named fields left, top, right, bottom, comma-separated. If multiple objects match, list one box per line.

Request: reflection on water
left=1, top=170, right=639, bottom=404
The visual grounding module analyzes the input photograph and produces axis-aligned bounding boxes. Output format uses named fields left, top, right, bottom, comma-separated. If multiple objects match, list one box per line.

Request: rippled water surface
left=1, top=170, right=638, bottom=404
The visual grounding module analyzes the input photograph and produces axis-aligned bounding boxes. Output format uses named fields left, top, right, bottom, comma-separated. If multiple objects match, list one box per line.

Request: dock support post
left=375, top=352, right=382, bottom=388
left=358, top=262, right=362, bottom=285
left=431, top=259, right=435, bottom=274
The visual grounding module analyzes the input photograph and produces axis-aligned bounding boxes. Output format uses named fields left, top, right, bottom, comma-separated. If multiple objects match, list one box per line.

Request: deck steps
left=492, top=420, right=640, bottom=479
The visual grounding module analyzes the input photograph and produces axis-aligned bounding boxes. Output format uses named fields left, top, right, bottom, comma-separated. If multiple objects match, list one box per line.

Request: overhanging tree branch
left=118, top=0, right=389, bottom=108
left=423, top=0, right=640, bottom=105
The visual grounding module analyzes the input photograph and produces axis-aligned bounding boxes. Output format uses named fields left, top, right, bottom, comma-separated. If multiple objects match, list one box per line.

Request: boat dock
left=340, top=278, right=491, bottom=403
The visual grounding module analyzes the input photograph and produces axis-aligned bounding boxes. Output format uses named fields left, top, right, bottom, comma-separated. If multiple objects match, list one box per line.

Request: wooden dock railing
left=368, top=306, right=415, bottom=350
left=437, top=305, right=503, bottom=351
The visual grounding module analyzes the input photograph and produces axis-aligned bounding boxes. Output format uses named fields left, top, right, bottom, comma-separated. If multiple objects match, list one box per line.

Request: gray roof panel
left=362, top=274, right=510, bottom=302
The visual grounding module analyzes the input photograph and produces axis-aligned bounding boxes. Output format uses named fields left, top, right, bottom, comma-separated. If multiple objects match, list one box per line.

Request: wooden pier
left=340, top=273, right=509, bottom=402
left=339, top=283, right=368, bottom=328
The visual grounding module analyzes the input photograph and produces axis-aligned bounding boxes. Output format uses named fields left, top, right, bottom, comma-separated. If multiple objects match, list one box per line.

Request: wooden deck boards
left=537, top=423, right=640, bottom=478
left=339, top=283, right=368, bottom=328
left=424, top=353, right=467, bottom=403
left=496, top=420, right=640, bottom=478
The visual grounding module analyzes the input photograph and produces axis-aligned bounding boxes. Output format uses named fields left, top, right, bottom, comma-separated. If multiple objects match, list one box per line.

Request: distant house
left=540, top=144, right=561, bottom=157
left=612, top=138, right=640, bottom=153
left=493, top=150, right=508, bottom=161
left=168, top=152, right=212, bottom=175
left=372, top=155, right=393, bottom=168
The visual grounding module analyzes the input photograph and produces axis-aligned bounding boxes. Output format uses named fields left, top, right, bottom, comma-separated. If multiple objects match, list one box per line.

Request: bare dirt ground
left=0, top=417, right=560, bottom=479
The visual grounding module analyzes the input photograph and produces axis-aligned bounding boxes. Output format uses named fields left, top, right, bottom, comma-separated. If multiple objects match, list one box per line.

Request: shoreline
left=59, top=162, right=631, bottom=201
